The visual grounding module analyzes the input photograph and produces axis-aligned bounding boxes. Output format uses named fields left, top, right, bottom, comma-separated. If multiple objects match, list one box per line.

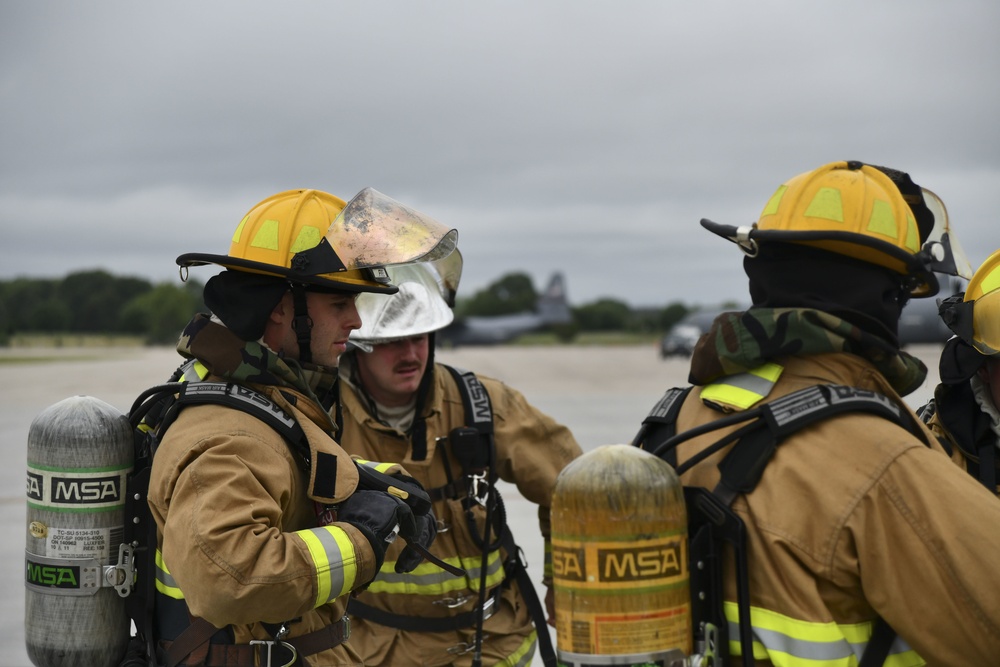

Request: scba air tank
left=552, top=444, right=691, bottom=667
left=25, top=395, right=132, bottom=667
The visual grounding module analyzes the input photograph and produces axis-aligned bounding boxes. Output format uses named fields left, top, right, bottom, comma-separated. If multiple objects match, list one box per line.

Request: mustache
left=393, top=361, right=423, bottom=373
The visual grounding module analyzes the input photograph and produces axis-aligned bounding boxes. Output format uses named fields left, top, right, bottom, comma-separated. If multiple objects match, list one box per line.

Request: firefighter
left=146, top=188, right=455, bottom=666
left=335, top=258, right=583, bottom=667
left=919, top=248, right=1000, bottom=494
left=644, top=161, right=1000, bottom=664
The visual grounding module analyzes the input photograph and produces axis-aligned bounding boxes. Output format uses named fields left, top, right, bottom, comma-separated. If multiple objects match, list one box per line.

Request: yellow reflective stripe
left=232, top=214, right=249, bottom=244
left=290, top=226, right=322, bottom=253
left=296, top=525, right=358, bottom=606
left=762, top=185, right=788, bottom=217
left=701, top=362, right=783, bottom=410
left=804, top=187, right=844, bottom=222
left=354, top=458, right=397, bottom=474
left=725, top=603, right=924, bottom=667
left=867, top=199, right=899, bottom=240
left=491, top=629, right=537, bottom=667
left=251, top=219, right=281, bottom=250
left=155, top=548, right=184, bottom=600
left=178, top=360, right=210, bottom=382
left=367, top=550, right=505, bottom=595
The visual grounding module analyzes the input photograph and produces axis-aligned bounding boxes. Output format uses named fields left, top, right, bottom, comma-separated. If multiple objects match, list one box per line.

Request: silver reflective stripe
left=373, top=551, right=503, bottom=592
left=312, top=527, right=348, bottom=602
left=714, top=371, right=776, bottom=398
left=729, top=620, right=919, bottom=664
left=730, top=620, right=853, bottom=661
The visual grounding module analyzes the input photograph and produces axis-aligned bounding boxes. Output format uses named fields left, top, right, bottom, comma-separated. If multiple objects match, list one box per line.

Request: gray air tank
left=25, top=395, right=132, bottom=667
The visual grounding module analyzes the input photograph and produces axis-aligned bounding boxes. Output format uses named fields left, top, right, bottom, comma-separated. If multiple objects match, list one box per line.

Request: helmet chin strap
left=290, top=283, right=314, bottom=364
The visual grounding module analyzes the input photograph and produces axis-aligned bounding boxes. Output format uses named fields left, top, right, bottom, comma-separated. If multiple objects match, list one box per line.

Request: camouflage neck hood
left=689, top=308, right=928, bottom=396
left=175, top=314, right=337, bottom=403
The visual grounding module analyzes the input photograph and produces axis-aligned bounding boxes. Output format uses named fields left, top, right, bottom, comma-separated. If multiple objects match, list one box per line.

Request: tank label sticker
left=26, top=464, right=129, bottom=511
left=46, top=526, right=117, bottom=561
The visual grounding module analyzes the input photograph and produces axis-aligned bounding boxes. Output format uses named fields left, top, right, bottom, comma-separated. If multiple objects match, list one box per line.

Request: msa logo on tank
left=25, top=557, right=81, bottom=590
left=26, top=464, right=129, bottom=510
left=552, top=534, right=687, bottom=587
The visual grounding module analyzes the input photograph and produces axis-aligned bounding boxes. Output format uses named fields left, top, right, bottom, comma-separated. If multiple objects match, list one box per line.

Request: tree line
left=0, top=270, right=695, bottom=346
left=0, top=270, right=205, bottom=345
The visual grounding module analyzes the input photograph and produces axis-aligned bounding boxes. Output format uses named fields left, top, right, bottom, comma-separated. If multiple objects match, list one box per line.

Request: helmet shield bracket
left=938, top=294, right=975, bottom=346
left=290, top=238, right=350, bottom=278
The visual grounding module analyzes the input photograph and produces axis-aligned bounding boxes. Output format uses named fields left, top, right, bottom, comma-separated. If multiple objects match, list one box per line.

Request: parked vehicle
left=659, top=309, right=730, bottom=358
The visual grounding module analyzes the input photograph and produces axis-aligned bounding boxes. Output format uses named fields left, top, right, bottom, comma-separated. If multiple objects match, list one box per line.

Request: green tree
left=58, top=270, right=152, bottom=332
left=457, top=272, right=538, bottom=317
left=26, top=298, right=72, bottom=331
left=119, top=281, right=203, bottom=344
left=573, top=298, right=632, bottom=331
left=2, top=278, right=59, bottom=331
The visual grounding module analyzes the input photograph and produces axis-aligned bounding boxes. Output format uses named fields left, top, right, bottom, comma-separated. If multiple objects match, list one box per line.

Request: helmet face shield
left=915, top=189, right=974, bottom=280
left=324, top=188, right=458, bottom=274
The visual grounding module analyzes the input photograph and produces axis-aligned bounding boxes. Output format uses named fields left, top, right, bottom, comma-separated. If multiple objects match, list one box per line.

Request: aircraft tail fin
left=536, top=272, right=572, bottom=325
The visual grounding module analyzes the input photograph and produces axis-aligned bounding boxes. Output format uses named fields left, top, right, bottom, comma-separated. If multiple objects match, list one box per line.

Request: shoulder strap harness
left=348, top=364, right=557, bottom=667
left=632, top=383, right=926, bottom=667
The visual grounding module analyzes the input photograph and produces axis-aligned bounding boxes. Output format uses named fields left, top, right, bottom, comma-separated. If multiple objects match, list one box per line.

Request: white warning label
left=46, top=526, right=112, bottom=561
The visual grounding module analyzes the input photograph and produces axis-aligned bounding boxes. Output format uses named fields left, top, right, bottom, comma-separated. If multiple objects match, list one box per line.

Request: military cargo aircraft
left=437, top=273, right=573, bottom=347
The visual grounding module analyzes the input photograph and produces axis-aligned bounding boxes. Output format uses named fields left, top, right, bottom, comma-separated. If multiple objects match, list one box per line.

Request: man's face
left=269, top=290, right=362, bottom=368
left=354, top=335, right=430, bottom=408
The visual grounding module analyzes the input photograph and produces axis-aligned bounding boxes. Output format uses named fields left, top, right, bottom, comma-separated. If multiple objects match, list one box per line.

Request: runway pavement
left=0, top=343, right=944, bottom=666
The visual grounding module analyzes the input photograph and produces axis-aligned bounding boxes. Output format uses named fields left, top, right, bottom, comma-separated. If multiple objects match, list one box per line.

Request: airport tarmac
left=0, top=343, right=944, bottom=666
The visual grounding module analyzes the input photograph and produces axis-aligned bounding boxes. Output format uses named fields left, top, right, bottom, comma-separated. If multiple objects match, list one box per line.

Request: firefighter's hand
left=395, top=511, right=438, bottom=573
left=545, top=586, right=556, bottom=627
left=337, top=490, right=416, bottom=572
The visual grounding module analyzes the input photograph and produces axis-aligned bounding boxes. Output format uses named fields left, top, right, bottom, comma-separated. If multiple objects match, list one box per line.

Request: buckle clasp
left=250, top=624, right=297, bottom=667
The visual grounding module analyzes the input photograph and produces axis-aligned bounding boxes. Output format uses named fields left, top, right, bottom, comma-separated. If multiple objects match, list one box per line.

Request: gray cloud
left=2, top=1, right=997, bottom=307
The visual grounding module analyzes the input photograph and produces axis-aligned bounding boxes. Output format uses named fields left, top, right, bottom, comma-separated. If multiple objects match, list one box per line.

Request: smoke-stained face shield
left=294, top=187, right=459, bottom=288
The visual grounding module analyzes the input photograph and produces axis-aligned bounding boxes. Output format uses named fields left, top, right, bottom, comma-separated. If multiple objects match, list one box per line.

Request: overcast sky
left=2, top=1, right=997, bottom=308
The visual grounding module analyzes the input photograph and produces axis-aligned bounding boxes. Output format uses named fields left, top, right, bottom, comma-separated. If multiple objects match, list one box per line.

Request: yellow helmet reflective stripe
left=295, top=525, right=359, bottom=606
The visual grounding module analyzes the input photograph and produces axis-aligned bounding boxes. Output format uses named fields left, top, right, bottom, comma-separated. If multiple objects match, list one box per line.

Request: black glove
left=337, top=490, right=417, bottom=572
left=395, top=512, right=438, bottom=573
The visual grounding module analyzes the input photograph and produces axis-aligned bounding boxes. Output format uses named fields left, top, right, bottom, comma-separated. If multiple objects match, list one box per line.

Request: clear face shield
left=916, top=188, right=974, bottom=281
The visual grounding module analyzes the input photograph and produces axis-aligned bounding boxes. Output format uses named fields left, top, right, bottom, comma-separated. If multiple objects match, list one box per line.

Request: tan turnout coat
left=338, top=361, right=582, bottom=666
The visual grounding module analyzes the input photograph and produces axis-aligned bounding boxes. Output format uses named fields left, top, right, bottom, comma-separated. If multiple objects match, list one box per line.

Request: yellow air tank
left=552, top=444, right=690, bottom=667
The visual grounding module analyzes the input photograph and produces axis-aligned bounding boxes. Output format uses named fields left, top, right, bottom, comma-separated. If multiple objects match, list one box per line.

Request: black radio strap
left=443, top=365, right=557, bottom=667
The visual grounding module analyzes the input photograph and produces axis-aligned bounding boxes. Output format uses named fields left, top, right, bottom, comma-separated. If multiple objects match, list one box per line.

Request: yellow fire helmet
left=940, top=249, right=1000, bottom=356
left=177, top=187, right=459, bottom=294
left=349, top=251, right=464, bottom=353
left=701, top=161, right=973, bottom=298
